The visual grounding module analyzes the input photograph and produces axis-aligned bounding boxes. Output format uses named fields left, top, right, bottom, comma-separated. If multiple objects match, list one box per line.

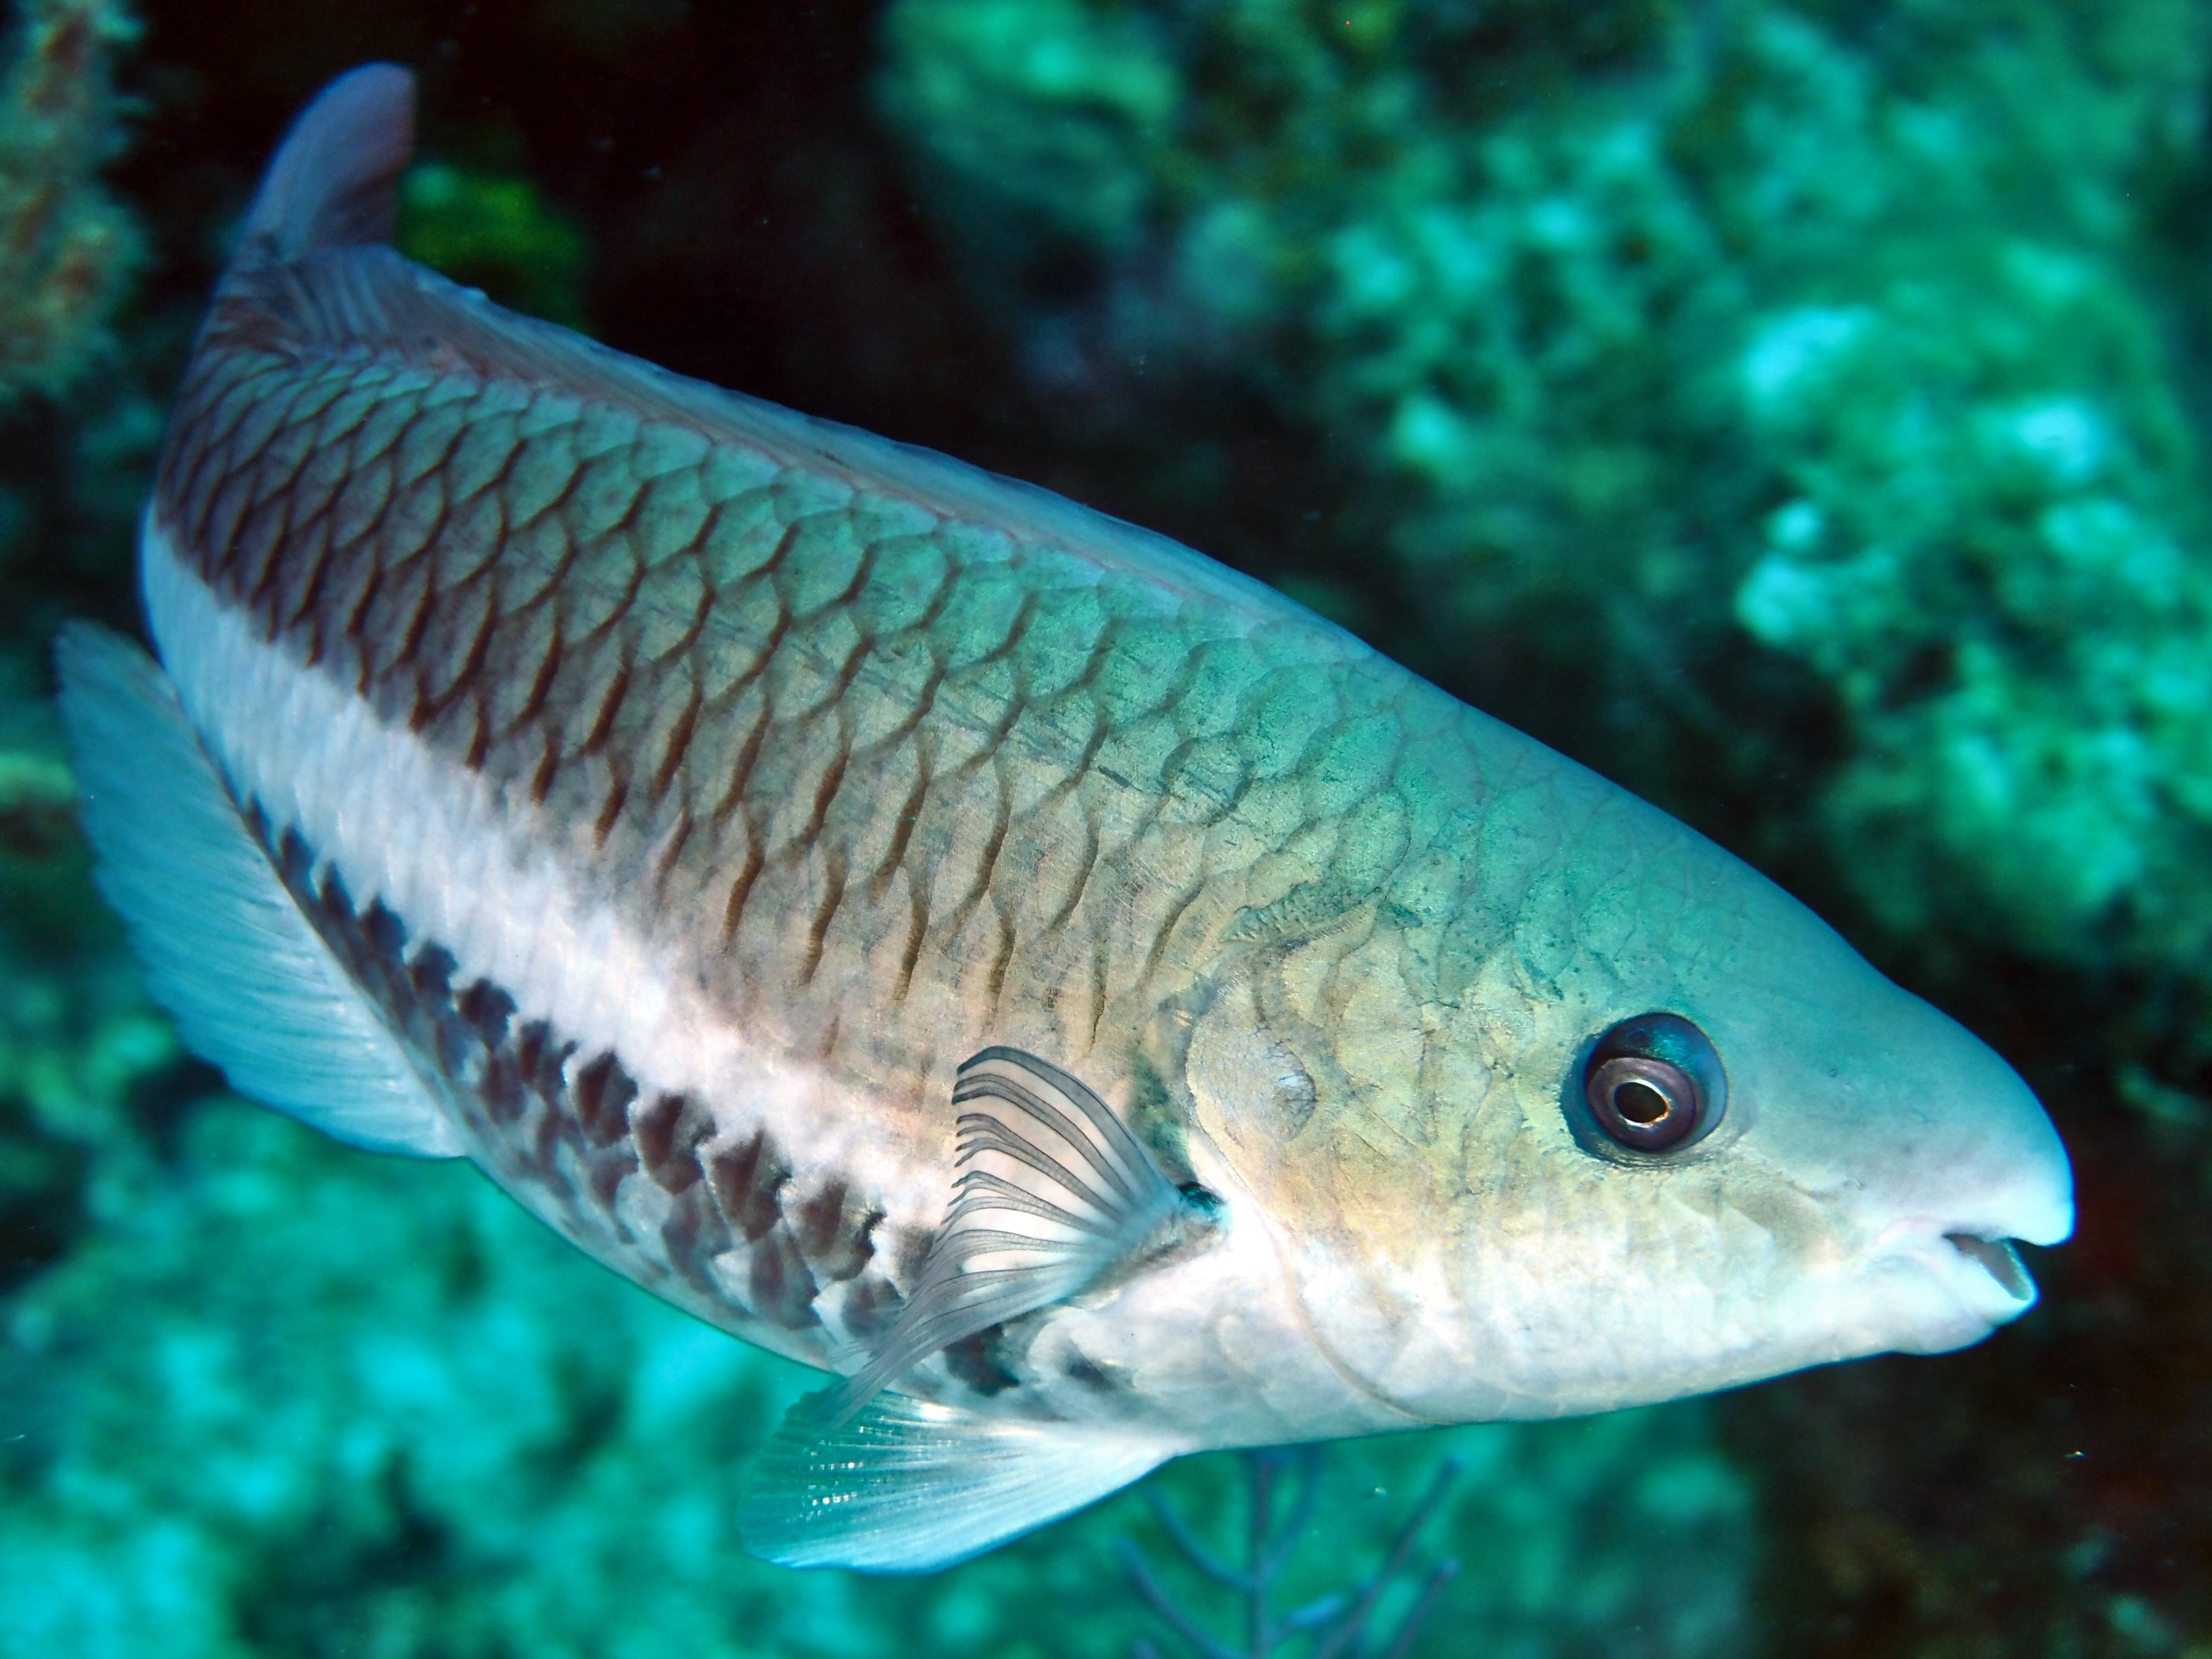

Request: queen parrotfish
left=56, top=65, right=2071, bottom=1572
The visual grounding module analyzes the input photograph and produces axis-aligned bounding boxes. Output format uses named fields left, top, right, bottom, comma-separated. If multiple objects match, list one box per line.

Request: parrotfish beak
left=1817, top=997, right=2073, bottom=1355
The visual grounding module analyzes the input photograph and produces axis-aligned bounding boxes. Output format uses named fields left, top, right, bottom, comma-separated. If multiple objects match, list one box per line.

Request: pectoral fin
left=740, top=1387, right=1171, bottom=1572
left=740, top=1048, right=1213, bottom=1571
left=826, top=1046, right=1215, bottom=1421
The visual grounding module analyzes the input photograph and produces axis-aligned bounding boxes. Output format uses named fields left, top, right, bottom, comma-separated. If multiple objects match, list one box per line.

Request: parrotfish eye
left=1581, top=1012, right=1727, bottom=1153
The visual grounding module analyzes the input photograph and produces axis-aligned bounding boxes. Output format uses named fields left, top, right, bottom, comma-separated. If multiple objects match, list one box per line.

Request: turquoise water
left=1, top=1, right=2201, bottom=1654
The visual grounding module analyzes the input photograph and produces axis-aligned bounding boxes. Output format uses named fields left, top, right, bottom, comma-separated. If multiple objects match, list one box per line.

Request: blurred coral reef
left=0, top=0, right=153, bottom=1478
left=0, top=0, right=137, bottom=406
left=1, top=0, right=2208, bottom=1654
left=877, top=0, right=2212, bottom=1018
left=395, top=158, right=591, bottom=329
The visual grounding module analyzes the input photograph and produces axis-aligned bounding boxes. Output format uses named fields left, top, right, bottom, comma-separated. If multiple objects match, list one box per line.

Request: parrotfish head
left=1175, top=720, right=2072, bottom=1428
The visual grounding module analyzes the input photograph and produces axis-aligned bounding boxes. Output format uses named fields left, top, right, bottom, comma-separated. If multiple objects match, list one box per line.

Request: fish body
left=58, top=66, right=2071, bottom=1572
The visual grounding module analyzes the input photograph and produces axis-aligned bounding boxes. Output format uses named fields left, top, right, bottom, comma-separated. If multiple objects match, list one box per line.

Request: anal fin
left=740, top=1387, right=1171, bottom=1572
left=55, top=623, right=460, bottom=1158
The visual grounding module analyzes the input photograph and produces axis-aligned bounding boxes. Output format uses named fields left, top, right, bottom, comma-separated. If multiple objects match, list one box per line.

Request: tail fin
left=55, top=621, right=463, bottom=1160
left=233, top=63, right=414, bottom=268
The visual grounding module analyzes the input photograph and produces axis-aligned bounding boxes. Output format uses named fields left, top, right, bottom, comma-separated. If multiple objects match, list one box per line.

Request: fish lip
left=1890, top=1227, right=2040, bottom=1332
left=1862, top=1216, right=2045, bottom=1339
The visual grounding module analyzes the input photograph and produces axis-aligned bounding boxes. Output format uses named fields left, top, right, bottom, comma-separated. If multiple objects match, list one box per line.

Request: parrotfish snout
left=1804, top=990, right=2072, bottom=1354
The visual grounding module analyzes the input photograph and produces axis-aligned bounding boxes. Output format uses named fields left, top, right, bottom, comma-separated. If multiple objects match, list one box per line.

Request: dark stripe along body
left=146, top=241, right=1533, bottom=1367
left=266, top=814, right=890, bottom=1337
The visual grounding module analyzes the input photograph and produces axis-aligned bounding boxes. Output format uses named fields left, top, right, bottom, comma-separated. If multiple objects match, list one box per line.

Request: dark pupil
left=1613, top=1079, right=1672, bottom=1126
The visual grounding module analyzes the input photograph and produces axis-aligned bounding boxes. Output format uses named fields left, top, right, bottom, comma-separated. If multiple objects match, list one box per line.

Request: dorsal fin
left=193, top=63, right=1322, bottom=627
left=233, top=63, right=414, bottom=269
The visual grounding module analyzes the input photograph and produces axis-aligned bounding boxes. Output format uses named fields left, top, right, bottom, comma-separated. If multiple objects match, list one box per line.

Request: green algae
left=397, top=162, right=592, bottom=332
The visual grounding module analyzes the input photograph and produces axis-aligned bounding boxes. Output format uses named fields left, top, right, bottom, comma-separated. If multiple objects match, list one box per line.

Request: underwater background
left=0, top=0, right=2204, bottom=1652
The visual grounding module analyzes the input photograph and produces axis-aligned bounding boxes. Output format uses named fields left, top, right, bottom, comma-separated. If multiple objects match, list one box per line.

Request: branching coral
left=1120, top=1448, right=1460, bottom=1659
left=0, top=0, right=138, bottom=408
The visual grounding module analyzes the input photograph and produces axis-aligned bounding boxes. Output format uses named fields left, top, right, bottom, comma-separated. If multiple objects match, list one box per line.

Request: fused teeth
left=1944, top=1232, right=2035, bottom=1304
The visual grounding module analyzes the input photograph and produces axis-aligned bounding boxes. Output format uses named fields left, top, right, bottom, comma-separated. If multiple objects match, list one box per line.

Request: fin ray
left=55, top=623, right=461, bottom=1158
left=741, top=1387, right=1170, bottom=1573
left=827, top=1047, right=1207, bottom=1421
left=235, top=63, right=414, bottom=267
